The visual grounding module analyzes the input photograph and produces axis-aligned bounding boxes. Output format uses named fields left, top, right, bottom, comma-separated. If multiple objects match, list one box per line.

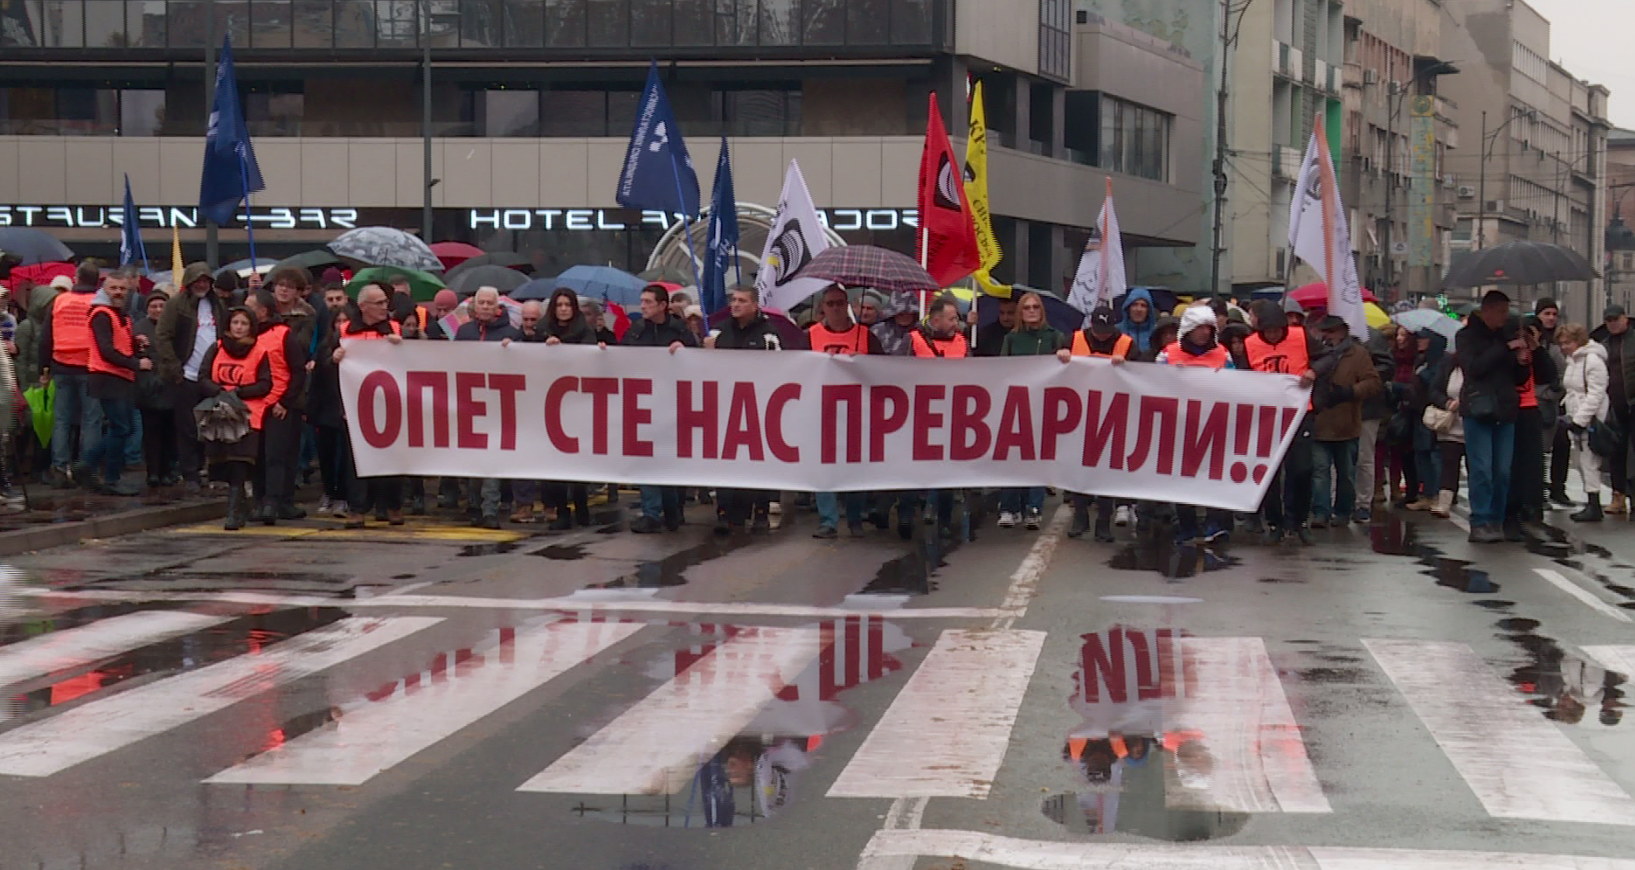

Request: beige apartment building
left=0, top=0, right=1204, bottom=293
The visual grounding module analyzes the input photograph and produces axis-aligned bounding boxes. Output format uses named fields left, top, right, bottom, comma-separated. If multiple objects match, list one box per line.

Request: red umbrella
left=429, top=241, right=485, bottom=270
left=7, top=261, right=74, bottom=288
left=1287, top=282, right=1378, bottom=309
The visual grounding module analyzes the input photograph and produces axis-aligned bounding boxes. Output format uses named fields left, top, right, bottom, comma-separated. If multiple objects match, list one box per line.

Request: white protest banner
left=339, top=343, right=1310, bottom=511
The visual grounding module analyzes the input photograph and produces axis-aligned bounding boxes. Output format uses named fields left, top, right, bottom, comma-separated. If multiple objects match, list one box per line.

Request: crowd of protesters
left=0, top=254, right=1626, bottom=548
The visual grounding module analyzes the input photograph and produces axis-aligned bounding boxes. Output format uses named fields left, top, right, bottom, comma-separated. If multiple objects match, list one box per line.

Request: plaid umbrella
left=330, top=227, right=444, bottom=272
left=788, top=245, right=939, bottom=295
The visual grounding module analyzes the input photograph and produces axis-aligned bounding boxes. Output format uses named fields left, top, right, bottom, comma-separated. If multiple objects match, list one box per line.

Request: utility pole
left=1475, top=111, right=1486, bottom=252
left=421, top=0, right=434, bottom=241
left=203, top=2, right=217, bottom=268
left=1209, top=0, right=1239, bottom=298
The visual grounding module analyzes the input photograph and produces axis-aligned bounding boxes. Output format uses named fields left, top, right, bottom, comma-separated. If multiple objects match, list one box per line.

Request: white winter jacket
left=1564, top=342, right=1610, bottom=428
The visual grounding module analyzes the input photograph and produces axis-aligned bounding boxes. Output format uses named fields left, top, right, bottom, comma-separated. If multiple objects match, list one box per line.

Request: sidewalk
left=0, top=483, right=225, bottom=557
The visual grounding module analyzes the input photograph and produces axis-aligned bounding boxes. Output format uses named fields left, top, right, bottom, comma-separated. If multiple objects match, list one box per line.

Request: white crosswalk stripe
left=1365, top=638, right=1635, bottom=825
left=0, top=610, right=229, bottom=691
left=206, top=618, right=645, bottom=786
left=0, top=616, right=441, bottom=777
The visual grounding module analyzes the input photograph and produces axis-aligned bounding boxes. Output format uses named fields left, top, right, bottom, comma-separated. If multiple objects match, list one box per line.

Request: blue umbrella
left=977, top=292, right=1084, bottom=336
left=554, top=265, right=646, bottom=306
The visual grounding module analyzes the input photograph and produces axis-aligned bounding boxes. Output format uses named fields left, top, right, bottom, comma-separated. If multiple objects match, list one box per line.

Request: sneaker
left=1093, top=518, right=1114, bottom=543
left=1203, top=526, right=1230, bottom=545
left=630, top=516, right=663, bottom=534
left=1113, top=505, right=1132, bottom=527
left=1468, top=524, right=1504, bottom=544
left=1293, top=526, right=1315, bottom=546
left=1309, top=517, right=1329, bottom=529
left=1024, top=508, right=1042, bottom=530
left=848, top=520, right=866, bottom=537
left=1352, top=509, right=1372, bottom=524
left=997, top=511, right=1019, bottom=528
left=317, top=495, right=332, bottom=515
left=812, top=524, right=838, bottom=540
left=331, top=499, right=350, bottom=518
left=1067, top=507, right=1091, bottom=539
left=479, top=514, right=501, bottom=530
left=103, top=480, right=142, bottom=497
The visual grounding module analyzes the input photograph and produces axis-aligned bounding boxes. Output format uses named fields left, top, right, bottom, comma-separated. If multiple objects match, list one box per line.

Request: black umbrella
left=445, top=251, right=531, bottom=281
left=0, top=228, right=74, bottom=266
left=1441, top=240, right=1596, bottom=289
left=270, top=249, right=343, bottom=277
left=449, top=264, right=530, bottom=295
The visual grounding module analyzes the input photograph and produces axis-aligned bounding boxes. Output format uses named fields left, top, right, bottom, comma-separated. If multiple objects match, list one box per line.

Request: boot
left=1093, top=515, right=1114, bottom=543
left=224, top=489, right=246, bottom=531
left=1549, top=485, right=1575, bottom=507
left=258, top=499, right=278, bottom=526
left=1431, top=490, right=1454, bottom=518
left=550, top=508, right=574, bottom=531
left=1067, top=503, right=1091, bottom=538
left=575, top=496, right=592, bottom=526
left=1610, top=492, right=1629, bottom=515
left=1572, top=494, right=1604, bottom=523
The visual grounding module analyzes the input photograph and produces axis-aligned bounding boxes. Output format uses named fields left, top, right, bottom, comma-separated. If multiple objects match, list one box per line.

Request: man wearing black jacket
left=78, top=267, right=150, bottom=495
left=623, top=283, right=698, bottom=533
left=1456, top=290, right=1532, bottom=543
left=707, top=286, right=781, bottom=535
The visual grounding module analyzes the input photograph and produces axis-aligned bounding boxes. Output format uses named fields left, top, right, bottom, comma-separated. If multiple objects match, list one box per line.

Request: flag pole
left=238, top=145, right=257, bottom=268
left=667, top=151, right=704, bottom=300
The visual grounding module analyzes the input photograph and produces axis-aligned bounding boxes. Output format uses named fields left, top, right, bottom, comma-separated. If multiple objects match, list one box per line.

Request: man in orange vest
left=246, top=290, right=309, bottom=525
left=1244, top=300, right=1320, bottom=545
left=810, top=285, right=882, bottom=539
left=332, top=284, right=405, bottom=528
left=76, top=266, right=150, bottom=495
left=912, top=296, right=971, bottom=537
left=1059, top=306, right=1137, bottom=541
left=37, top=260, right=104, bottom=487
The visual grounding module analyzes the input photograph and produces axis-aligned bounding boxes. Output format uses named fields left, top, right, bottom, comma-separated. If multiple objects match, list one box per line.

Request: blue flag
left=616, top=61, right=699, bottom=216
left=119, top=174, right=148, bottom=271
left=700, top=136, right=738, bottom=316
left=198, top=34, right=264, bottom=226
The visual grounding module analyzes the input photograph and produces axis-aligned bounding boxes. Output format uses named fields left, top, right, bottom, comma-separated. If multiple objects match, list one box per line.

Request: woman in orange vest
left=1160, top=305, right=1234, bottom=545
left=201, top=307, right=273, bottom=530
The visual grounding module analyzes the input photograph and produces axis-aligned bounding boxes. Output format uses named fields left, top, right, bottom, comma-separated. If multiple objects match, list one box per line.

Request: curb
left=0, top=499, right=228, bottom=558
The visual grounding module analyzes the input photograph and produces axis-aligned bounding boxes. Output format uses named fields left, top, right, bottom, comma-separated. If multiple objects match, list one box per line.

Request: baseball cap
left=1606, top=305, right=1627, bottom=321
left=1089, top=306, right=1117, bottom=333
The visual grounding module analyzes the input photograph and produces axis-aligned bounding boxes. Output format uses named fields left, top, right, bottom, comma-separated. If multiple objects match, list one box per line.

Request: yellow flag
left=964, top=81, right=1010, bottom=298
left=170, top=223, right=184, bottom=281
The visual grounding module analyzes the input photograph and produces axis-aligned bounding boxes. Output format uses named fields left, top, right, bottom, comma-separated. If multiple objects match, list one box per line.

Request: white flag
left=1288, top=119, right=1367, bottom=337
left=757, top=160, right=832, bottom=312
left=1066, top=177, right=1126, bottom=323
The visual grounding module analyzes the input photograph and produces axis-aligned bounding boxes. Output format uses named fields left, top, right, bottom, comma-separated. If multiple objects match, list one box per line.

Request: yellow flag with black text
left=964, top=81, right=1010, bottom=298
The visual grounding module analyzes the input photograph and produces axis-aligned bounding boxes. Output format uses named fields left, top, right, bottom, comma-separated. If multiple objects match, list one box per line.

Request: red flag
left=916, top=92, right=981, bottom=287
left=606, top=301, right=632, bottom=341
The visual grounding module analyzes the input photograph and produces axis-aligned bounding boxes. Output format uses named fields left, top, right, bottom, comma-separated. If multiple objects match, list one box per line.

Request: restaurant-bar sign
left=0, top=206, right=361, bottom=230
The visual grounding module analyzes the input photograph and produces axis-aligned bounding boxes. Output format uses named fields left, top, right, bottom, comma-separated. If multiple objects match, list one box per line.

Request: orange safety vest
left=211, top=341, right=271, bottom=430
left=1243, top=326, right=1310, bottom=375
left=808, top=322, right=871, bottom=356
left=1163, top=342, right=1229, bottom=370
left=341, top=319, right=403, bottom=340
left=86, top=305, right=135, bottom=381
left=256, top=322, right=292, bottom=410
left=911, top=330, right=968, bottom=358
left=50, top=291, right=94, bottom=368
left=1071, top=331, right=1133, bottom=359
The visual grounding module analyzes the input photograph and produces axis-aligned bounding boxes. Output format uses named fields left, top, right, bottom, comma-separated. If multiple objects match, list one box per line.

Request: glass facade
left=0, top=0, right=943, bottom=51
left=1099, top=95, right=1171, bottom=182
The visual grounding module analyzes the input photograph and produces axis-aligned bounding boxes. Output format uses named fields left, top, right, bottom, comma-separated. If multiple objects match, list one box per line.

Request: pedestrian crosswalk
left=1, top=605, right=1632, bottom=833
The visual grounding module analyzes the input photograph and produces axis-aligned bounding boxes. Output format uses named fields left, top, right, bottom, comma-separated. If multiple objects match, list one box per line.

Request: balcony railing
left=0, top=0, right=948, bottom=54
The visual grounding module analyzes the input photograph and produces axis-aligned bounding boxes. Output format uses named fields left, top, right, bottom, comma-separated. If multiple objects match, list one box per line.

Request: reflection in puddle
left=857, top=532, right=959, bottom=596
left=574, top=616, right=911, bottom=828
left=1107, top=543, right=1237, bottom=579
left=1369, top=517, right=1500, bottom=594
left=3, top=607, right=349, bottom=721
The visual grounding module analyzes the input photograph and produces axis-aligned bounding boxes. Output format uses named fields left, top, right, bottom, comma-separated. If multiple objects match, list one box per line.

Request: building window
left=715, top=88, right=801, bottom=136
left=478, top=89, right=540, bottom=136
left=243, top=89, right=304, bottom=137
left=1038, top=0, right=1070, bottom=81
left=119, top=89, right=165, bottom=136
left=1512, top=41, right=1546, bottom=84
left=1098, top=95, right=1170, bottom=182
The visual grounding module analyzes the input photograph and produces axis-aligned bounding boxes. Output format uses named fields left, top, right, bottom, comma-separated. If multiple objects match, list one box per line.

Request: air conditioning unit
left=1485, top=200, right=1505, bottom=213
left=1457, top=185, right=1476, bottom=199
left=1363, top=69, right=1378, bottom=85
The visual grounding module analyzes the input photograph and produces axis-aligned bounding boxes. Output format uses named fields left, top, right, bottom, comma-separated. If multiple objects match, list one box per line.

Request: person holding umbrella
left=1455, top=291, right=1531, bottom=543
left=807, top=284, right=881, bottom=538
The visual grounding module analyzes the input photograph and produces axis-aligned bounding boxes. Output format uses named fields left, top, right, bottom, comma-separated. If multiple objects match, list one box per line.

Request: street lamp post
left=421, top=0, right=434, bottom=242
left=1475, top=106, right=1537, bottom=251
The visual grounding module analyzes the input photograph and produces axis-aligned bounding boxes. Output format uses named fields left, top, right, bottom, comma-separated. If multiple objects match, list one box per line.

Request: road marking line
left=0, top=616, right=441, bottom=777
left=1534, top=568, right=1634, bottom=623
left=828, top=628, right=1047, bottom=798
left=993, top=504, right=1070, bottom=630
left=1584, top=645, right=1635, bottom=679
left=1364, top=638, right=1635, bottom=825
left=859, top=829, right=1635, bottom=870
left=205, top=619, right=643, bottom=786
left=516, top=626, right=823, bottom=795
left=1170, top=637, right=1331, bottom=813
left=0, top=610, right=228, bottom=691
left=1448, top=504, right=1471, bottom=532
left=15, top=587, right=1004, bottom=621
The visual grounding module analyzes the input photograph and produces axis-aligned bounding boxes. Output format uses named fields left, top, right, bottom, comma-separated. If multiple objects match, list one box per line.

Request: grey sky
left=1522, top=0, right=1635, bottom=131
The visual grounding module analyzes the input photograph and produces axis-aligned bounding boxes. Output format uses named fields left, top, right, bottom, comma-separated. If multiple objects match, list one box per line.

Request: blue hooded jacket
left=1117, top=288, right=1157, bottom=354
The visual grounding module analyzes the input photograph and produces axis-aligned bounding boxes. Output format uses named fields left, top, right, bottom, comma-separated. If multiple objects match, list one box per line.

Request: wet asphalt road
left=2, top=488, right=1634, bottom=870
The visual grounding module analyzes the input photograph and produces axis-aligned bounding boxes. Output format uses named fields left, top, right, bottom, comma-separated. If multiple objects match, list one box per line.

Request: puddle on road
left=3, top=607, right=348, bottom=719
left=457, top=542, right=522, bottom=558
left=1042, top=625, right=1252, bottom=841
left=567, top=617, right=912, bottom=829
left=1369, top=518, right=1500, bottom=594
left=1107, top=542, right=1238, bottom=580
left=535, top=543, right=590, bottom=561
left=587, top=538, right=759, bottom=590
